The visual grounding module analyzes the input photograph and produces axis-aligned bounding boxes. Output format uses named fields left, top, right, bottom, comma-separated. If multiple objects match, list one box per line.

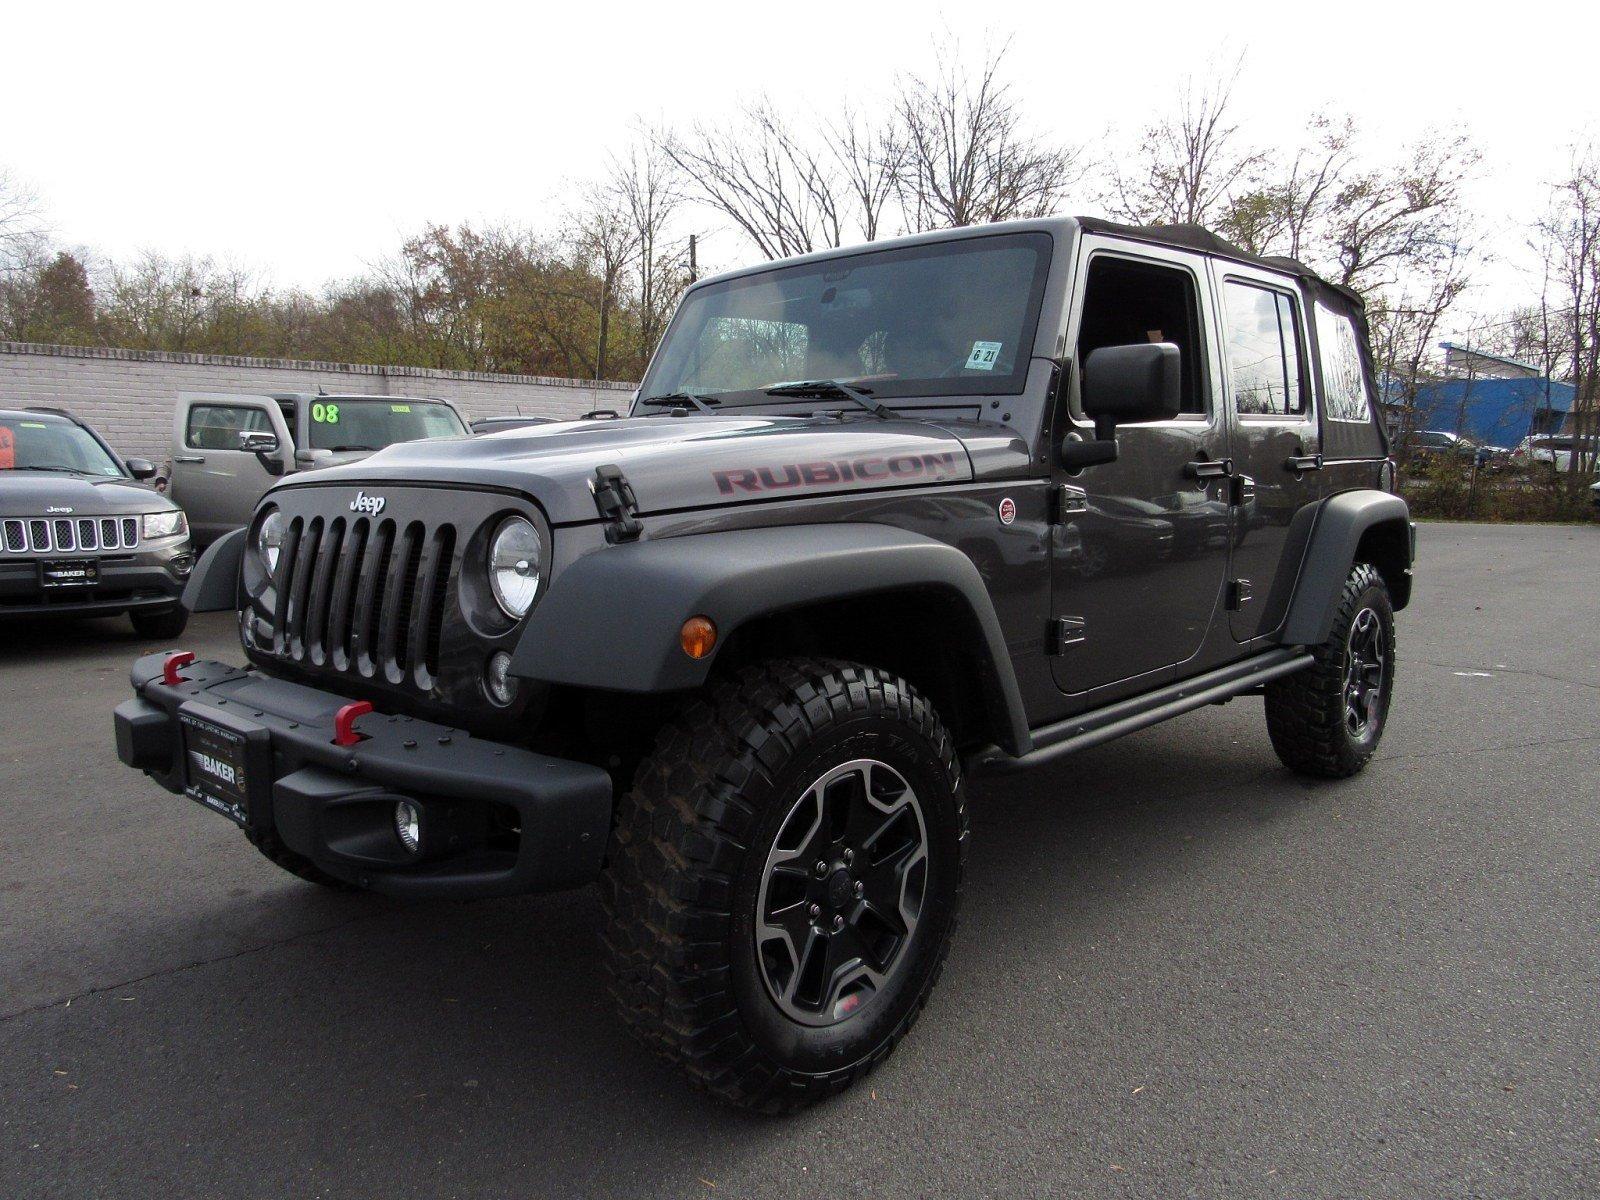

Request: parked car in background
left=1511, top=434, right=1597, bottom=473
left=471, top=415, right=557, bottom=435
left=1407, top=429, right=1478, bottom=464
left=1, top=406, right=192, bottom=636
left=170, top=393, right=468, bottom=546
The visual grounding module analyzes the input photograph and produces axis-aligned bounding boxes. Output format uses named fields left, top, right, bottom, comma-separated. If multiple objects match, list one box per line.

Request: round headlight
left=488, top=516, right=543, bottom=619
left=256, top=509, right=285, bottom=575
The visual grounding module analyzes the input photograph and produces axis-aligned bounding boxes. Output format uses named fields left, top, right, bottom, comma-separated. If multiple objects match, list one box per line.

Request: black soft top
left=1073, top=216, right=1365, bottom=311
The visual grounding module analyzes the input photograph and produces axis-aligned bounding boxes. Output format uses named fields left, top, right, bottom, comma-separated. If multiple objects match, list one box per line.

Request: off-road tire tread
left=1265, top=562, right=1393, bottom=778
left=600, top=657, right=967, bottom=1113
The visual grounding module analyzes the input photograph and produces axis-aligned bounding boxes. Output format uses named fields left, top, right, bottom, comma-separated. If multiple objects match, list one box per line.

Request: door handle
left=174, top=455, right=205, bottom=464
left=1285, top=453, right=1323, bottom=474
left=1184, top=457, right=1233, bottom=480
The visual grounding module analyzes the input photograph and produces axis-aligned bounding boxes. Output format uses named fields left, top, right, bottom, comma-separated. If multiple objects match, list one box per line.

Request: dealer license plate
left=40, top=558, right=98, bottom=588
left=180, top=711, right=253, bottom=826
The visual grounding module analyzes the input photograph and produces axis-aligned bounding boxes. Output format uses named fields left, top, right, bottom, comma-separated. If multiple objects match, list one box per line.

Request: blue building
left=1409, top=376, right=1574, bottom=447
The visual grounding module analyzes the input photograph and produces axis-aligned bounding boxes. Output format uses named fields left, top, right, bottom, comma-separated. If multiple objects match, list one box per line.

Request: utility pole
left=688, top=234, right=697, bottom=284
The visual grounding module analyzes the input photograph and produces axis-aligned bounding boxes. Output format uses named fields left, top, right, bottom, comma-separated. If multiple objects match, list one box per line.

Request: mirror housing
left=1060, top=343, right=1184, bottom=471
left=125, top=457, right=157, bottom=480
left=238, top=429, right=285, bottom=476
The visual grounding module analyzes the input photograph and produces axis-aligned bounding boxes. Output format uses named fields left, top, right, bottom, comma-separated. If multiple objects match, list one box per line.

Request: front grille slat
left=29, top=520, right=51, bottom=552
left=100, top=518, right=120, bottom=550
left=3, top=520, right=25, bottom=552
left=406, top=527, right=448, bottom=685
left=53, top=519, right=75, bottom=552
left=350, top=520, right=393, bottom=677
left=270, top=519, right=303, bottom=655
left=285, top=518, right=321, bottom=661
left=77, top=519, right=98, bottom=551
left=305, top=518, right=344, bottom=666
left=378, top=523, right=423, bottom=682
left=327, top=519, right=367, bottom=671
left=121, top=517, right=139, bottom=549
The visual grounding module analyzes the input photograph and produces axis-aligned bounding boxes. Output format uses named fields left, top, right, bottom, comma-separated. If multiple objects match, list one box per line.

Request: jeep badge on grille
left=350, top=491, right=386, bottom=516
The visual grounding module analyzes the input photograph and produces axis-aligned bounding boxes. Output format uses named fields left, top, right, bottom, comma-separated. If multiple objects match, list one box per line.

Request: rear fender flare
left=1278, top=490, right=1412, bottom=646
left=510, top=523, right=1032, bottom=756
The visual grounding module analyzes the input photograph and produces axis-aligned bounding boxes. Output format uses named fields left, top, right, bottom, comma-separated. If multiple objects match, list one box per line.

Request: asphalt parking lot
left=2, top=521, right=1597, bottom=1199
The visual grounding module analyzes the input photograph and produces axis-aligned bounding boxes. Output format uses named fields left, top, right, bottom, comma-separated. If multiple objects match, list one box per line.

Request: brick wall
left=0, top=342, right=637, bottom=462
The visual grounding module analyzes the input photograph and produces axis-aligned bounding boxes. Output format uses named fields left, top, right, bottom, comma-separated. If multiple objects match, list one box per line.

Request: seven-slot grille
left=265, top=513, right=456, bottom=689
left=2, top=515, right=139, bottom=554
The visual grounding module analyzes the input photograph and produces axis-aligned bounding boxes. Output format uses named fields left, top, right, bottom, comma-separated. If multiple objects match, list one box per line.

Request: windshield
left=638, top=231, right=1053, bottom=408
left=0, top=416, right=124, bottom=477
left=306, top=399, right=467, bottom=451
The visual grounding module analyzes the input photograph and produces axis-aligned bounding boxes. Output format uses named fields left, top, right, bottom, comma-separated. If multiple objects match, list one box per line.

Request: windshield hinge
left=591, top=463, right=643, bottom=544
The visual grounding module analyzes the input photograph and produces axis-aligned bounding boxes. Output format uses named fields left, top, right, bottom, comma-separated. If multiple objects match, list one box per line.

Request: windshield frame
left=635, top=229, right=1056, bottom=413
left=0, top=413, right=128, bottom=478
left=304, top=398, right=468, bottom=452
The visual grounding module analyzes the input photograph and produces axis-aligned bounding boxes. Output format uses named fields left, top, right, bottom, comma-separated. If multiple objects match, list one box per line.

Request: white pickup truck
left=169, top=392, right=468, bottom=546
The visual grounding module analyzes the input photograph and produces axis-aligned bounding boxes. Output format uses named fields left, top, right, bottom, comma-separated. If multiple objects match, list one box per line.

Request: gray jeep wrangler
left=114, top=218, right=1413, bottom=1112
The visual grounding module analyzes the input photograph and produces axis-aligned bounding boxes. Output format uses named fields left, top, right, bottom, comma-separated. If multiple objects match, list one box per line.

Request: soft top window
left=1315, top=301, right=1373, bottom=423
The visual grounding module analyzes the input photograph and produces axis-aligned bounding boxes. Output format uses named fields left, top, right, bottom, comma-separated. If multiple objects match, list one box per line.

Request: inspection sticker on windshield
left=391, top=404, right=411, bottom=413
left=966, top=340, right=1002, bottom=371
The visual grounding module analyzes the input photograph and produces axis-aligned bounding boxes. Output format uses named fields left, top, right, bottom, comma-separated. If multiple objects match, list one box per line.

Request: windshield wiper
left=762, top=379, right=894, bottom=419
left=639, top=391, right=721, bottom=414
left=327, top=444, right=378, bottom=452
left=12, top=464, right=91, bottom=475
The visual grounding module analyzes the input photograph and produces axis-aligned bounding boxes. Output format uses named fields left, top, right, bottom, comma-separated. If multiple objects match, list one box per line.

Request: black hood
left=265, top=414, right=1033, bottom=525
left=0, top=471, right=173, bottom=518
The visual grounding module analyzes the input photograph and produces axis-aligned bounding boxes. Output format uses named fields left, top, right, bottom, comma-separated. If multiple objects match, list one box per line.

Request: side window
left=187, top=405, right=271, bottom=451
left=1077, top=255, right=1207, bottom=415
left=1314, top=302, right=1373, bottom=422
left=1222, top=281, right=1305, bottom=416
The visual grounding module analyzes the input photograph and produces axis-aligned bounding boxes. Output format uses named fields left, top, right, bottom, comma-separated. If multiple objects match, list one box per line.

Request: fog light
left=394, top=801, right=421, bottom=854
left=485, top=650, right=518, bottom=706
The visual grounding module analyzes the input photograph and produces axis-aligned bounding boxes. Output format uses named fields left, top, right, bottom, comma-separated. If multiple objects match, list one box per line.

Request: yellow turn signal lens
left=680, top=616, right=717, bottom=660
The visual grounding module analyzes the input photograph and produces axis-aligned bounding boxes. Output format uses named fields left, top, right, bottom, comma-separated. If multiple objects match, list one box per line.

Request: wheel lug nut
left=842, top=848, right=854, bottom=866
left=814, top=860, right=829, bottom=877
left=808, top=903, right=821, bottom=919
left=831, top=914, right=844, bottom=932
left=853, top=880, right=864, bottom=897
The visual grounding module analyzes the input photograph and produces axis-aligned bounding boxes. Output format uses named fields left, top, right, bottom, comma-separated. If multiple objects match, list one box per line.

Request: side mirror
left=238, top=429, right=285, bottom=476
left=1060, top=343, right=1183, bottom=471
left=125, top=457, right=157, bottom=480
left=238, top=430, right=279, bottom=455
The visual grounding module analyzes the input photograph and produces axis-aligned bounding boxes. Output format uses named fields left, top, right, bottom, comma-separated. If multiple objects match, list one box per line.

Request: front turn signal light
left=680, top=616, right=717, bottom=660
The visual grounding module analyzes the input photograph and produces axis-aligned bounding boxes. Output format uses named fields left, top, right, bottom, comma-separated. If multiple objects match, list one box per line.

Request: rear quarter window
left=1314, top=302, right=1373, bottom=423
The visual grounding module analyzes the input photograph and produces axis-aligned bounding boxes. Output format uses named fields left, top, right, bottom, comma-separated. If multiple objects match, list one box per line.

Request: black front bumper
left=114, top=654, right=613, bottom=898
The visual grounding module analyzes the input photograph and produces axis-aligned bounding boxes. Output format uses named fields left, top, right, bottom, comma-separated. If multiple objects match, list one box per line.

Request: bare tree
left=1107, top=64, right=1262, bottom=228
left=1533, top=144, right=1600, bottom=480
left=567, top=186, right=640, bottom=380
left=823, top=103, right=904, bottom=243
left=658, top=100, right=847, bottom=260
left=0, top=167, right=46, bottom=272
left=895, top=41, right=1082, bottom=231
left=609, top=140, right=687, bottom=363
left=1221, top=114, right=1355, bottom=258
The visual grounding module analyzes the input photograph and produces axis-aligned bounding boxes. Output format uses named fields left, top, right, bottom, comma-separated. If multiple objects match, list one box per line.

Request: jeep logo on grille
left=349, top=491, right=387, bottom=516
left=45, top=505, right=74, bottom=514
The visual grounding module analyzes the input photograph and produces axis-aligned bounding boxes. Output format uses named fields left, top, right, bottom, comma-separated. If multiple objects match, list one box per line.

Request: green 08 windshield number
left=311, top=402, right=340, bottom=424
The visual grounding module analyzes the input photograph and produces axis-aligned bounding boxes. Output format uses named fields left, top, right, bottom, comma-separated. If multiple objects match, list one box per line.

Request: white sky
left=5, top=0, right=1596, bottom=336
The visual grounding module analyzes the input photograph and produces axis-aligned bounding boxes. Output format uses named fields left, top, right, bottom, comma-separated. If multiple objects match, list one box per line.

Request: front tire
left=601, top=659, right=967, bottom=1112
left=1265, top=562, right=1396, bottom=778
left=130, top=604, right=188, bottom=640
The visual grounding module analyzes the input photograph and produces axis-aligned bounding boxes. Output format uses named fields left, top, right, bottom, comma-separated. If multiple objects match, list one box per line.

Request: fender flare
left=511, top=523, right=1032, bottom=756
left=181, top=528, right=246, bottom=614
left=1277, top=490, right=1413, bottom=646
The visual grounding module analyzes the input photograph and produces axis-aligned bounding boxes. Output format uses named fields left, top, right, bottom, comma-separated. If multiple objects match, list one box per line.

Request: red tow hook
left=162, top=651, right=197, bottom=685
left=333, top=701, right=374, bottom=748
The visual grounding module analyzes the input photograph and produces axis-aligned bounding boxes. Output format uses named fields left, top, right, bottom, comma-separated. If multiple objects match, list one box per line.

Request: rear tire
left=130, top=604, right=188, bottom=640
left=1266, top=562, right=1395, bottom=778
left=601, top=658, right=967, bottom=1113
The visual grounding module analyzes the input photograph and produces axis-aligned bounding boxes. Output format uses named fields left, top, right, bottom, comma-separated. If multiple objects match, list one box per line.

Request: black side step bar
left=970, top=648, right=1313, bottom=776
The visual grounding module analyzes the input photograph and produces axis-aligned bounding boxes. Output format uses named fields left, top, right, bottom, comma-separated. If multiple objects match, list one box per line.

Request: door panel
left=1050, top=242, right=1231, bottom=696
left=1211, top=270, right=1321, bottom=642
left=171, top=394, right=293, bottom=545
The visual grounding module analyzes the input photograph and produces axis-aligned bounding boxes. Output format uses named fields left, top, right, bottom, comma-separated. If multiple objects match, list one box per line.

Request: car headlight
left=488, top=516, right=543, bottom=619
left=142, top=509, right=188, bottom=540
left=256, top=509, right=286, bottom=574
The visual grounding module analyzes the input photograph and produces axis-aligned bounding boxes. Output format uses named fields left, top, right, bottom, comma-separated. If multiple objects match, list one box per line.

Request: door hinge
left=1230, top=474, right=1256, bottom=506
left=1048, top=616, right=1086, bottom=655
left=591, top=463, right=643, bottom=544
left=1052, top=483, right=1088, bottom=524
left=1227, top=579, right=1254, bottom=610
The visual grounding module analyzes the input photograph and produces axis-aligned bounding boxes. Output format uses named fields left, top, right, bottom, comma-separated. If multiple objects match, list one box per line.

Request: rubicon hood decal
left=278, top=415, right=989, bottom=524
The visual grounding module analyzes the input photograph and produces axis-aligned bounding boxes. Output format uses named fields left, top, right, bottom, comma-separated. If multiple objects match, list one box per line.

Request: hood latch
left=591, top=463, right=643, bottom=544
